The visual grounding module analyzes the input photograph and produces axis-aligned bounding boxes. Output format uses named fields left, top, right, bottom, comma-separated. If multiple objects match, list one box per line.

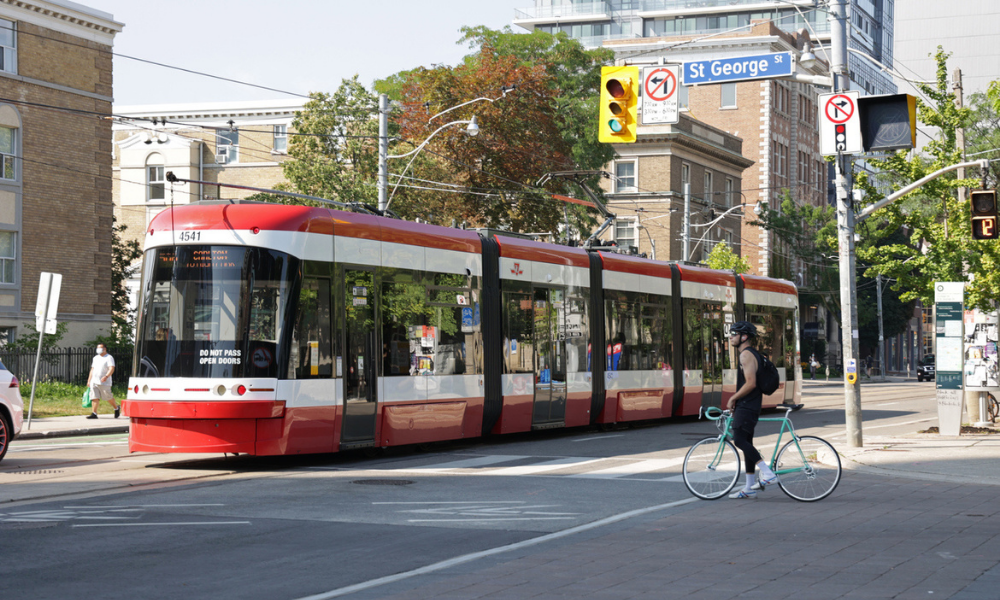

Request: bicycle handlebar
left=703, top=406, right=731, bottom=420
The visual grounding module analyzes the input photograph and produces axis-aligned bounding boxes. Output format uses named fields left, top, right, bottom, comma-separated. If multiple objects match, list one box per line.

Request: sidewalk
left=16, top=413, right=129, bottom=440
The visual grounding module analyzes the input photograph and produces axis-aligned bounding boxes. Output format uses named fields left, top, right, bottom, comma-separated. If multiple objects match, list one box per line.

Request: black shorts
left=732, top=407, right=759, bottom=434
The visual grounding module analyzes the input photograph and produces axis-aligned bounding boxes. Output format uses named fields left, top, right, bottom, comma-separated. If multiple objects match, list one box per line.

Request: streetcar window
left=134, top=246, right=296, bottom=379
left=502, top=283, right=533, bottom=375
left=288, top=274, right=332, bottom=379
left=380, top=267, right=482, bottom=377
left=605, top=290, right=671, bottom=371
left=683, top=298, right=703, bottom=371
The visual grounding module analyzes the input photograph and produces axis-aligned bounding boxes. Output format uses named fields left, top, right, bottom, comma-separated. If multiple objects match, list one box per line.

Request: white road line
left=293, top=497, right=698, bottom=600
left=488, top=457, right=603, bottom=476
left=63, top=504, right=225, bottom=509
left=568, top=458, right=684, bottom=479
left=407, top=517, right=577, bottom=522
left=72, top=521, right=250, bottom=528
left=571, top=434, right=625, bottom=443
left=875, top=402, right=899, bottom=407
left=829, top=417, right=935, bottom=437
left=373, top=501, right=524, bottom=505
left=409, top=455, right=528, bottom=471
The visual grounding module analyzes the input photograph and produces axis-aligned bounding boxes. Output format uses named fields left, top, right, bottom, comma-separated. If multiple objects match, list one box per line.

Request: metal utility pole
left=829, top=0, right=864, bottom=447
left=682, top=182, right=691, bottom=262
left=877, top=274, right=885, bottom=382
left=954, top=69, right=966, bottom=203
left=377, top=93, right=389, bottom=212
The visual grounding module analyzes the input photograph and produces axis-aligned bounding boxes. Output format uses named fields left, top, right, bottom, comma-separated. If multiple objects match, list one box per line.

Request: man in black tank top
left=725, top=321, right=778, bottom=499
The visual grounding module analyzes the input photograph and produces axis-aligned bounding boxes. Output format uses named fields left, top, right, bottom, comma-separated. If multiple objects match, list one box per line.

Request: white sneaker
left=751, top=474, right=778, bottom=490
left=729, top=488, right=757, bottom=499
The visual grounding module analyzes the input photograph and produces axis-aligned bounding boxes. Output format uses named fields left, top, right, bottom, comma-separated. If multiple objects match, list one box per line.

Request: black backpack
left=746, top=348, right=780, bottom=395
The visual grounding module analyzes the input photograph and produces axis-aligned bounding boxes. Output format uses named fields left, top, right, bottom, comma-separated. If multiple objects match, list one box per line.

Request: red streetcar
left=124, top=202, right=801, bottom=455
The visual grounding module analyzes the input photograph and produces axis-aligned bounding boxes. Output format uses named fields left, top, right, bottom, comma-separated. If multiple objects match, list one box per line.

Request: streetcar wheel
left=775, top=436, right=842, bottom=502
left=988, top=393, right=999, bottom=423
left=0, top=412, right=9, bottom=463
left=682, top=437, right=741, bottom=500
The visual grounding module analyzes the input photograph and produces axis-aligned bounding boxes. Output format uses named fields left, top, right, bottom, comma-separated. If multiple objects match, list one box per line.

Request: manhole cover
left=351, top=479, right=414, bottom=486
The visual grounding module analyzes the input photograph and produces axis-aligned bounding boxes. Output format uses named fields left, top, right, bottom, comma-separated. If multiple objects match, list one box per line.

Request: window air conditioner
left=215, top=146, right=229, bottom=164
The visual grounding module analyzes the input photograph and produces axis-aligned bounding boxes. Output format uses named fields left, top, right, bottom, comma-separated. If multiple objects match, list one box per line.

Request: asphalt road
left=0, top=380, right=939, bottom=600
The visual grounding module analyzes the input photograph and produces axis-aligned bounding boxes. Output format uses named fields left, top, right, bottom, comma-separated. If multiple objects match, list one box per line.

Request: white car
left=0, top=359, right=23, bottom=462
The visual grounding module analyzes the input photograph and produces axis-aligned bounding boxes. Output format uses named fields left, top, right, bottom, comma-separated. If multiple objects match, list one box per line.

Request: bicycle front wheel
left=988, top=393, right=999, bottom=422
left=683, top=437, right=741, bottom=500
left=775, top=435, right=842, bottom=502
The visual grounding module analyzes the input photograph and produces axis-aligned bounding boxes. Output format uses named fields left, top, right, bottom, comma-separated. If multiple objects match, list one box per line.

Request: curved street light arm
left=427, top=86, right=515, bottom=124
left=385, top=119, right=476, bottom=211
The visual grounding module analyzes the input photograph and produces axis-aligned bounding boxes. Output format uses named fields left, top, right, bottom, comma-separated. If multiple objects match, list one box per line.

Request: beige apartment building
left=0, top=0, right=122, bottom=346
left=112, top=100, right=306, bottom=250
left=598, top=113, right=753, bottom=262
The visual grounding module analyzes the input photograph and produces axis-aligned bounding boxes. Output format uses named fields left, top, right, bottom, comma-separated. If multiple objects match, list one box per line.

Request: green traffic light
left=608, top=119, right=623, bottom=133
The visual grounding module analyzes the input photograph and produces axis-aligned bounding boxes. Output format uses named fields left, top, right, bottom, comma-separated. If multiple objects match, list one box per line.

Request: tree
left=281, top=76, right=382, bottom=207
left=705, top=240, right=751, bottom=274
left=854, top=48, right=1000, bottom=310
left=103, top=216, right=143, bottom=347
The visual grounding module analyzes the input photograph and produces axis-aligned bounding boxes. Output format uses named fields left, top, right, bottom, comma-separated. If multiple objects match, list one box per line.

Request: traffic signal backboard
left=971, top=189, right=999, bottom=240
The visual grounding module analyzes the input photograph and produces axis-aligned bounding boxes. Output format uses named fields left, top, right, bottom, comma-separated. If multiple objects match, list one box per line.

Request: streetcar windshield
left=134, top=245, right=298, bottom=379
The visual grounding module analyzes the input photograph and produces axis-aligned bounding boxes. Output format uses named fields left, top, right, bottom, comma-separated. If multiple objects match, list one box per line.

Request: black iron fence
left=0, top=347, right=134, bottom=385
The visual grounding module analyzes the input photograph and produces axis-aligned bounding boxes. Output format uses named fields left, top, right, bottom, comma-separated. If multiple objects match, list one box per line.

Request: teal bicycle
left=682, top=406, right=842, bottom=502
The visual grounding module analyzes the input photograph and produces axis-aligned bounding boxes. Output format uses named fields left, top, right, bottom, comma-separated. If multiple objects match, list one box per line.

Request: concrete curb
left=17, top=425, right=129, bottom=441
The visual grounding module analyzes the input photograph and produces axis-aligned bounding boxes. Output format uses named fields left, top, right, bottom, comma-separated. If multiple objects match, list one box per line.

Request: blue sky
left=88, top=0, right=527, bottom=106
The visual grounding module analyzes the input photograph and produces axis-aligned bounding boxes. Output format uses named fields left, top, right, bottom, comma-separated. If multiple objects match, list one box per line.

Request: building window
left=704, top=171, right=713, bottom=203
left=148, top=165, right=165, bottom=200
left=726, top=178, right=736, bottom=208
left=0, top=126, right=14, bottom=180
left=721, top=83, right=736, bottom=109
left=0, top=230, right=15, bottom=284
left=0, top=326, right=13, bottom=346
left=273, top=125, right=288, bottom=153
left=681, top=163, right=690, bottom=186
left=216, top=130, right=239, bottom=164
left=678, top=84, right=689, bottom=111
left=0, top=19, right=15, bottom=75
left=615, top=218, right=637, bottom=250
left=615, top=161, right=636, bottom=192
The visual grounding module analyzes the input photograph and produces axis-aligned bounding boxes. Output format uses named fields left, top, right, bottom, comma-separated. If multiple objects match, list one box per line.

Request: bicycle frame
left=701, top=406, right=813, bottom=477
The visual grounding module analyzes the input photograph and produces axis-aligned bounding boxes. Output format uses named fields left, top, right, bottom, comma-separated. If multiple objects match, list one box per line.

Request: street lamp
left=383, top=117, right=480, bottom=211
left=377, top=87, right=513, bottom=212
left=687, top=203, right=748, bottom=261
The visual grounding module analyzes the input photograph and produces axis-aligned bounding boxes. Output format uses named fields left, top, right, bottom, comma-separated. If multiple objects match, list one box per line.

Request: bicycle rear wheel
left=988, top=393, right=999, bottom=422
left=775, top=436, right=842, bottom=502
left=683, top=437, right=741, bottom=500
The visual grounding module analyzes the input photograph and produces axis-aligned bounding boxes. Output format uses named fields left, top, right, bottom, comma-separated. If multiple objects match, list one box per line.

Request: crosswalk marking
left=568, top=458, right=685, bottom=479
left=344, top=454, right=690, bottom=483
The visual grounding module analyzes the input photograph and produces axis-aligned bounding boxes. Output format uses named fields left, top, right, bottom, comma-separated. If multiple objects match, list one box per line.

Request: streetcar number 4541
left=178, top=231, right=201, bottom=242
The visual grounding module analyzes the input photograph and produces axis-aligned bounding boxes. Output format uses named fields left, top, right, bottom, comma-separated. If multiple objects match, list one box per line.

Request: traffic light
left=971, top=189, right=999, bottom=240
left=599, top=66, right=638, bottom=144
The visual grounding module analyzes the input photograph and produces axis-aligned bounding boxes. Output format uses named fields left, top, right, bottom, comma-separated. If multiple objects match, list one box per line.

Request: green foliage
left=854, top=48, right=998, bottom=310
left=282, top=77, right=383, bottom=207
left=6, top=321, right=67, bottom=353
left=705, top=240, right=751, bottom=274
left=108, top=215, right=143, bottom=346
left=24, top=379, right=129, bottom=418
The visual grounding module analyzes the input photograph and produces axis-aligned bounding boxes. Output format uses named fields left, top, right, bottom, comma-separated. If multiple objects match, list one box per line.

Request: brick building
left=597, top=113, right=753, bottom=263
left=0, top=0, right=122, bottom=346
left=112, top=100, right=305, bottom=250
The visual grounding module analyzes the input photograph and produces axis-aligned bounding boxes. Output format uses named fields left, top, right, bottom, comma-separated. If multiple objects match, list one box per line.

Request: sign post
left=26, top=272, right=62, bottom=429
left=819, top=91, right=863, bottom=156
left=641, top=65, right=680, bottom=125
left=935, top=282, right=965, bottom=436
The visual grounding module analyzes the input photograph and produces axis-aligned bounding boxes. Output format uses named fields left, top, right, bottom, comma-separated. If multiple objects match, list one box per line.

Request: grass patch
left=22, top=380, right=129, bottom=418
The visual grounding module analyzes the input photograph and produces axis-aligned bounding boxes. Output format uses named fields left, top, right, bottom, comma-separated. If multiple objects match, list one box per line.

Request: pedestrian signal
left=599, top=66, right=638, bottom=143
left=971, top=189, right=999, bottom=240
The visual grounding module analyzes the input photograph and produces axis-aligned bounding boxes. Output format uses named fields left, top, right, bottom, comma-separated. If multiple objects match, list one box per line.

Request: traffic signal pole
left=829, top=0, right=866, bottom=448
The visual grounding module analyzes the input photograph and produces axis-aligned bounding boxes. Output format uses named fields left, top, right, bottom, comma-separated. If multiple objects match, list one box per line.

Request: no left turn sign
left=644, top=67, right=676, bottom=102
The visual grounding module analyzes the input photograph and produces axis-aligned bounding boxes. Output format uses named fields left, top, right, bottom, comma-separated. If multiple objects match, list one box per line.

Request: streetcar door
left=532, top=286, right=567, bottom=428
left=701, top=302, right=724, bottom=410
left=341, top=269, right=378, bottom=446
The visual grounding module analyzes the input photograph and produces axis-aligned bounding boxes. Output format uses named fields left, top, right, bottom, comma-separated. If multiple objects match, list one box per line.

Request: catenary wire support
left=536, top=170, right=616, bottom=248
